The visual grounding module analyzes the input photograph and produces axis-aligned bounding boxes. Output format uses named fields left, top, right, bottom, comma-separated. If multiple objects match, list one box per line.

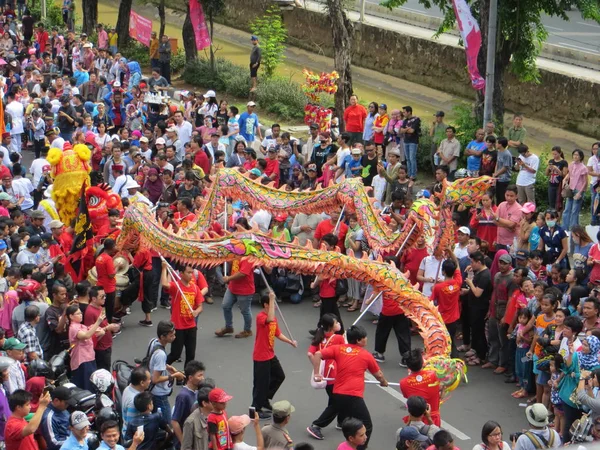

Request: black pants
left=167, top=327, right=197, bottom=367
left=141, top=268, right=155, bottom=314
left=33, top=189, right=43, bottom=209
left=446, top=320, right=459, bottom=359
left=460, top=297, right=470, bottom=346
left=496, top=181, right=509, bottom=205
left=160, top=60, right=171, bottom=83
left=95, top=347, right=112, bottom=371
left=506, top=337, right=516, bottom=375
left=348, top=132, right=363, bottom=146
left=312, top=384, right=339, bottom=428
left=319, top=296, right=344, bottom=333
left=374, top=313, right=411, bottom=357
left=252, top=356, right=285, bottom=410
left=33, top=138, right=45, bottom=159
left=105, top=291, right=116, bottom=324
left=334, top=394, right=373, bottom=450
left=562, top=402, right=582, bottom=443
left=548, top=184, right=559, bottom=210
left=469, top=306, right=488, bottom=360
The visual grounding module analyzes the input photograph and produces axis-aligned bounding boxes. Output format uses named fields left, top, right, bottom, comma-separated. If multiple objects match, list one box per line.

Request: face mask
left=546, top=220, right=556, bottom=228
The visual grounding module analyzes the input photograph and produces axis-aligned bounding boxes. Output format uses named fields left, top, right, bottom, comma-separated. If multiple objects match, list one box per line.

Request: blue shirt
left=345, top=155, right=362, bottom=178
left=99, top=441, right=125, bottom=450
left=466, top=140, right=487, bottom=171
left=60, top=433, right=89, bottom=450
left=125, top=412, right=169, bottom=450
left=172, top=386, right=197, bottom=428
left=41, top=404, right=70, bottom=450
left=238, top=112, right=259, bottom=142
left=73, top=70, right=89, bottom=87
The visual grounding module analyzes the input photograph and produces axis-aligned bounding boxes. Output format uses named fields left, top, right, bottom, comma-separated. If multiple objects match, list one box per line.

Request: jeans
left=592, top=185, right=600, bottom=225
left=374, top=313, right=411, bottom=357
left=152, top=395, right=172, bottom=424
left=223, top=289, right=253, bottom=331
left=563, top=192, right=583, bottom=231
left=404, top=143, right=418, bottom=179
left=252, top=356, right=285, bottom=410
left=167, top=326, right=197, bottom=367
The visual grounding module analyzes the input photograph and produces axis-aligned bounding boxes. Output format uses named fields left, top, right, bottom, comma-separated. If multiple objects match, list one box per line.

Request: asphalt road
left=367, top=0, right=600, bottom=56
left=111, top=297, right=536, bottom=450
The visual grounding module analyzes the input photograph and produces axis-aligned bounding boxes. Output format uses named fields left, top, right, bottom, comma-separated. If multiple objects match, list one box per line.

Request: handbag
left=335, top=279, right=348, bottom=297
left=310, top=334, right=336, bottom=389
left=562, top=182, right=574, bottom=199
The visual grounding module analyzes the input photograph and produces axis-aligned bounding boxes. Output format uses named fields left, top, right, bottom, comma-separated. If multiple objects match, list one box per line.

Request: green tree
left=250, top=6, right=288, bottom=79
left=200, top=0, right=226, bottom=72
left=382, top=0, right=600, bottom=128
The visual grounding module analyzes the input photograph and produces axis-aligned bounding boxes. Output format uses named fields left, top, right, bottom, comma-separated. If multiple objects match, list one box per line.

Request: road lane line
left=577, top=21, right=600, bottom=28
left=364, top=373, right=471, bottom=441
left=545, top=25, right=564, bottom=31
left=558, top=42, right=600, bottom=54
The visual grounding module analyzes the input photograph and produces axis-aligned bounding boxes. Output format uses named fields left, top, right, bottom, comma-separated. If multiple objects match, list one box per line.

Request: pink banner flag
left=451, top=0, right=485, bottom=90
left=189, top=0, right=211, bottom=51
left=129, top=10, right=153, bottom=47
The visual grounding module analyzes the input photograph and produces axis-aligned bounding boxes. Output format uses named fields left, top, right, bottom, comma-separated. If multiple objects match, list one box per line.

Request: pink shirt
left=568, top=161, right=588, bottom=192
left=98, top=30, right=108, bottom=50
left=496, top=200, right=523, bottom=246
left=0, top=206, right=8, bottom=217
left=69, top=323, right=96, bottom=370
left=337, top=442, right=355, bottom=450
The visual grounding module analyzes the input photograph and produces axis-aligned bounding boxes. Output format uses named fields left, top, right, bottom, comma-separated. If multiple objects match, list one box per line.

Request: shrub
left=182, top=57, right=245, bottom=93
left=120, top=40, right=150, bottom=66
left=250, top=6, right=287, bottom=79
left=255, top=77, right=305, bottom=121
left=170, top=50, right=186, bottom=75
left=30, top=1, right=64, bottom=29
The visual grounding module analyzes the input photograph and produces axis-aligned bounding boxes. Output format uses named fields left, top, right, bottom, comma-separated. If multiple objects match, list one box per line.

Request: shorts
left=553, top=403, right=564, bottom=414
left=250, top=63, right=260, bottom=78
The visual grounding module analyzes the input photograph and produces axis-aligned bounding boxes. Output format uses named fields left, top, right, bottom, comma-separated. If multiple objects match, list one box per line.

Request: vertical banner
left=451, top=0, right=485, bottom=90
left=129, top=10, right=153, bottom=47
left=189, top=0, right=212, bottom=50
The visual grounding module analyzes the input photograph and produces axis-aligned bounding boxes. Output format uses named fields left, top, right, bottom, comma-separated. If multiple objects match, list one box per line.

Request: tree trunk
left=326, top=0, right=353, bottom=132
left=82, top=0, right=98, bottom=36
left=209, top=12, right=215, bottom=72
left=116, top=0, right=133, bottom=49
left=183, top=6, right=198, bottom=62
left=158, top=0, right=166, bottom=39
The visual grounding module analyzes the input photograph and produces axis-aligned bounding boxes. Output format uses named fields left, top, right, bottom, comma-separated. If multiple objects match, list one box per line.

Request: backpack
left=396, top=425, right=434, bottom=450
left=139, top=338, right=167, bottom=392
left=523, top=430, right=556, bottom=449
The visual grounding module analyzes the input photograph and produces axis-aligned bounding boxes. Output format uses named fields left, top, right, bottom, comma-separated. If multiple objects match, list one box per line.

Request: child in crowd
left=207, top=387, right=233, bottom=450
left=513, top=308, right=533, bottom=399
left=528, top=250, right=545, bottom=281
left=338, top=418, right=367, bottom=450
left=549, top=355, right=564, bottom=433
left=124, top=391, right=171, bottom=450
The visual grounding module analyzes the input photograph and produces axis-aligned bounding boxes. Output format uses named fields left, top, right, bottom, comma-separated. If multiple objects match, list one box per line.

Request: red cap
left=382, top=215, right=391, bottom=224
left=63, top=142, right=73, bottom=151
left=2, top=132, right=10, bottom=139
left=274, top=213, right=288, bottom=222
left=208, top=387, right=233, bottom=403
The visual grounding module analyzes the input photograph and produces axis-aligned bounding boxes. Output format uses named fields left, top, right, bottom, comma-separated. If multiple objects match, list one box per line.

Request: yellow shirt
left=149, top=38, right=159, bottom=59
left=108, top=32, right=118, bottom=46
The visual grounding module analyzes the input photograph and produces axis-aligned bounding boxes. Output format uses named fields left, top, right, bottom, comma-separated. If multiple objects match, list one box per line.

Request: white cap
left=155, top=137, right=166, bottom=145
left=113, top=81, right=121, bottom=88
left=457, top=226, right=471, bottom=235
left=247, top=101, right=256, bottom=107
left=204, top=90, right=216, bottom=98
left=124, top=179, right=140, bottom=190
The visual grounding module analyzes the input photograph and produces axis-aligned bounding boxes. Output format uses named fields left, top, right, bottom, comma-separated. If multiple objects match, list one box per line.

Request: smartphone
left=249, top=407, right=256, bottom=419
left=137, top=425, right=144, bottom=435
left=42, top=385, right=53, bottom=395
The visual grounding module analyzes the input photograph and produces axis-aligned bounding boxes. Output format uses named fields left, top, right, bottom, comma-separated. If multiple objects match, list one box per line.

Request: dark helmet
left=95, top=407, right=118, bottom=430
left=28, top=359, right=53, bottom=378
left=86, top=432, right=100, bottom=450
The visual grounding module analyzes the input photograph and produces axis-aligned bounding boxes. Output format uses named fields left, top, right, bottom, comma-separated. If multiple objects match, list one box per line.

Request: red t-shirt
left=319, top=277, right=336, bottom=299
left=308, top=332, right=345, bottom=385
left=84, top=303, right=112, bottom=351
left=401, top=247, right=429, bottom=287
left=169, top=281, right=203, bottom=330
left=319, top=344, right=380, bottom=397
left=265, top=159, right=280, bottom=187
left=504, top=289, right=527, bottom=326
left=314, top=220, right=349, bottom=253
left=194, top=150, right=211, bottom=176
left=400, top=370, right=441, bottom=426
left=5, top=415, right=38, bottom=450
left=253, top=311, right=281, bottom=362
left=430, top=269, right=462, bottom=324
left=343, top=105, right=367, bottom=133
left=95, top=253, right=116, bottom=293
left=207, top=411, right=231, bottom=450
left=381, top=292, right=404, bottom=316
left=174, top=212, right=197, bottom=230
left=228, top=260, right=255, bottom=296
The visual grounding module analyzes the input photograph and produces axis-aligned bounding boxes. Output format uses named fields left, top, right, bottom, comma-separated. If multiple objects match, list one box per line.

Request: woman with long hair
left=518, top=203, right=537, bottom=250
left=546, top=146, right=568, bottom=211
left=472, top=421, right=511, bottom=450
left=67, top=304, right=105, bottom=391
left=562, top=149, right=589, bottom=231
left=571, top=225, right=594, bottom=274
left=306, top=313, right=345, bottom=440
left=362, top=102, right=379, bottom=142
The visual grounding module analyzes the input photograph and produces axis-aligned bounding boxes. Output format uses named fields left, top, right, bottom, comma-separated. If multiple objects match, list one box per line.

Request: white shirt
left=7, top=359, right=26, bottom=394
left=261, top=134, right=278, bottom=152
left=336, top=147, right=351, bottom=182
left=113, top=174, right=136, bottom=198
left=516, top=154, right=539, bottom=187
left=176, top=121, right=193, bottom=146
left=454, top=243, right=469, bottom=259
left=6, top=100, right=24, bottom=134
left=0, top=145, right=11, bottom=166
left=30, top=157, right=50, bottom=186
left=588, top=155, right=600, bottom=185
left=250, top=210, right=272, bottom=233
left=418, top=255, right=445, bottom=297
left=16, top=249, right=40, bottom=266
left=371, top=175, right=387, bottom=208
left=11, top=177, right=34, bottom=210
left=233, top=443, right=256, bottom=450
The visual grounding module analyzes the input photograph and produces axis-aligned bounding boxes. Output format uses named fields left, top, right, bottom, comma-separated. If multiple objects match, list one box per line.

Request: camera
left=167, top=211, right=174, bottom=219
left=509, top=432, right=523, bottom=443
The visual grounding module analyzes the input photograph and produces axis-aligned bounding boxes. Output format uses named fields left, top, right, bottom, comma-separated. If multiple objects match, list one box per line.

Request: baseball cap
left=274, top=213, right=288, bottom=222
left=51, top=386, right=72, bottom=401
left=272, top=400, right=295, bottom=418
left=204, top=90, right=216, bottom=98
left=267, top=146, right=277, bottom=153
left=49, top=219, right=64, bottom=229
left=399, top=426, right=431, bottom=443
left=526, top=403, right=549, bottom=427
left=139, top=137, right=149, bottom=143
left=156, top=138, right=166, bottom=145
left=228, top=415, right=251, bottom=435
left=307, top=164, right=317, bottom=172
left=515, top=250, right=530, bottom=261
left=521, top=202, right=536, bottom=214
left=30, top=210, right=45, bottom=219
left=0, top=240, right=7, bottom=251
left=351, top=148, right=361, bottom=155
left=457, top=226, right=471, bottom=235
left=379, top=103, right=387, bottom=110
left=70, top=411, right=91, bottom=430
left=249, top=168, right=262, bottom=177
left=319, top=131, right=331, bottom=140
left=388, top=148, right=401, bottom=157
left=166, top=127, right=177, bottom=133
left=247, top=101, right=256, bottom=107
left=208, top=387, right=233, bottom=403
left=251, top=35, right=259, bottom=41
left=27, top=236, right=42, bottom=248
left=3, top=337, right=26, bottom=350
left=309, top=123, right=319, bottom=130
left=0, top=192, right=10, bottom=201
left=40, top=232, right=53, bottom=242
left=499, top=254, right=512, bottom=264
left=434, top=111, right=445, bottom=117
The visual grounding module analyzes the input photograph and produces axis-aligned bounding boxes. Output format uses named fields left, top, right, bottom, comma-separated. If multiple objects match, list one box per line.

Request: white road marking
left=364, top=373, right=471, bottom=441
left=558, top=42, right=600, bottom=54
left=577, top=21, right=600, bottom=28
left=545, top=25, right=564, bottom=31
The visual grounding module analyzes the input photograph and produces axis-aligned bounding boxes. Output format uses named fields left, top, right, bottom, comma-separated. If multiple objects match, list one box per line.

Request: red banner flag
left=189, top=0, right=211, bottom=51
left=129, top=10, right=153, bottom=47
left=451, top=0, right=485, bottom=90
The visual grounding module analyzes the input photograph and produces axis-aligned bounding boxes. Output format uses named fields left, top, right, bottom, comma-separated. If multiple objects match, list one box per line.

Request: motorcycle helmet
left=0, top=356, right=13, bottom=372
left=416, top=189, right=431, bottom=199
left=86, top=432, right=100, bottom=450
left=95, top=406, right=118, bottom=430
left=90, top=369, right=114, bottom=394
left=28, top=359, right=53, bottom=379
left=16, top=279, right=41, bottom=301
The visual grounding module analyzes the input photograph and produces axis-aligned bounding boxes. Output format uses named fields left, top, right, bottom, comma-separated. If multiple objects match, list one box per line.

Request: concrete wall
left=220, top=0, right=600, bottom=137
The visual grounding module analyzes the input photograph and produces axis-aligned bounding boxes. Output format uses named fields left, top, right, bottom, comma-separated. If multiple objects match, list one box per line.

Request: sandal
left=457, top=345, right=470, bottom=352
left=527, top=397, right=537, bottom=404
left=514, top=390, right=528, bottom=399
left=313, top=301, right=322, bottom=308
left=467, top=358, right=481, bottom=366
left=347, top=305, right=359, bottom=312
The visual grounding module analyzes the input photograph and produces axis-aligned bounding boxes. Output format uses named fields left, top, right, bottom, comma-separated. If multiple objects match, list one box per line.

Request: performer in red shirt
left=313, top=210, right=348, bottom=253
left=430, top=252, right=462, bottom=358
left=371, top=290, right=412, bottom=367
left=252, top=291, right=297, bottom=419
left=400, top=349, right=442, bottom=427
left=161, top=262, right=205, bottom=367
left=306, top=313, right=345, bottom=440
left=94, top=238, right=118, bottom=323
left=401, top=236, right=430, bottom=287
left=313, top=325, right=388, bottom=449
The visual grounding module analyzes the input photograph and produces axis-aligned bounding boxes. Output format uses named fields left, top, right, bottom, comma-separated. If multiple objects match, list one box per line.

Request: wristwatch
left=494, top=216, right=499, bottom=222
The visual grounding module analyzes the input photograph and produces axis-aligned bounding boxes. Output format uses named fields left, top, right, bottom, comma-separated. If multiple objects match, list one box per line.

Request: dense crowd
left=0, top=2, right=598, bottom=450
